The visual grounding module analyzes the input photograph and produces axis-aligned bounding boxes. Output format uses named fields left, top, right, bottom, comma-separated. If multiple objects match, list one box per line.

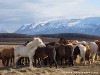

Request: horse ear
left=33, top=37, right=36, bottom=40
left=33, top=37, right=39, bottom=41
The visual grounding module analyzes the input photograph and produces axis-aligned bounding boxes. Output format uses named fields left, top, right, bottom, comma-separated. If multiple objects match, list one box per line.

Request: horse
left=34, top=46, right=57, bottom=68
left=88, top=42, right=98, bottom=64
left=14, top=37, right=46, bottom=68
left=33, top=42, right=58, bottom=68
left=0, top=47, right=14, bottom=66
left=82, top=43, right=91, bottom=63
left=17, top=41, right=30, bottom=66
left=95, top=40, right=100, bottom=56
left=58, top=38, right=66, bottom=45
left=68, top=40, right=78, bottom=45
left=56, top=44, right=74, bottom=66
left=58, top=38, right=78, bottom=45
left=73, top=44, right=87, bottom=65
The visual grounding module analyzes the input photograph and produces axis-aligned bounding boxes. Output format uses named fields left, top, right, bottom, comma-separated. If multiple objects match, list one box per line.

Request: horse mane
left=26, top=37, right=42, bottom=50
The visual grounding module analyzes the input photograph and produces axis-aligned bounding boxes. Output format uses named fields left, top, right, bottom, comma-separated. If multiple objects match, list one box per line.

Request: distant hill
left=39, top=33, right=100, bottom=41
left=0, top=33, right=100, bottom=45
left=0, top=33, right=33, bottom=38
left=0, top=33, right=100, bottom=40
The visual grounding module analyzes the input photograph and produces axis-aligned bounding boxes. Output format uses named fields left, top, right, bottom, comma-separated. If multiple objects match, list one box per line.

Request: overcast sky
left=0, top=0, right=100, bottom=32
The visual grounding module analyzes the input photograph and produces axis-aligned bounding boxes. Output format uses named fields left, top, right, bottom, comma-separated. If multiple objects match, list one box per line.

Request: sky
left=0, top=0, right=100, bottom=33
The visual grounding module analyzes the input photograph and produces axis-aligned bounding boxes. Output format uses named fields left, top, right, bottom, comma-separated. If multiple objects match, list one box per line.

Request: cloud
left=0, top=0, right=100, bottom=32
left=20, top=0, right=100, bottom=19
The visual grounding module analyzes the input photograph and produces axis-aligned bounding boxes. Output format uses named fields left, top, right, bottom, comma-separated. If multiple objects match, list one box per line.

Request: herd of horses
left=0, top=37, right=100, bottom=68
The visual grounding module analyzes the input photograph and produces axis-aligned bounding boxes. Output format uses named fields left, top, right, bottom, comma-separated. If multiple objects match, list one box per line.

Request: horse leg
left=10, top=58, right=13, bottom=66
left=69, top=56, right=74, bottom=66
left=43, top=58, right=48, bottom=66
left=25, top=57, right=28, bottom=65
left=11, top=57, right=14, bottom=66
left=54, top=58, right=57, bottom=68
left=49, top=56, right=57, bottom=68
left=38, top=58, right=42, bottom=68
left=2, top=59, right=6, bottom=67
left=60, top=58, right=63, bottom=65
left=6, top=58, right=9, bottom=66
left=21, top=57, right=24, bottom=65
left=28, top=49, right=37, bottom=68
left=29, top=55, right=33, bottom=67
left=82, top=57, right=86, bottom=65
left=52, top=52, right=57, bottom=68
left=65, top=57, right=67, bottom=65
left=34, top=58, right=37, bottom=67
left=13, top=56, right=20, bottom=68
left=92, top=55, right=96, bottom=63
left=49, top=59, right=53, bottom=68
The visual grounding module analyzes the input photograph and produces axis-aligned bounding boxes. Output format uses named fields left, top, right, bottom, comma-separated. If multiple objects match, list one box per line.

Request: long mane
left=26, top=38, right=36, bottom=50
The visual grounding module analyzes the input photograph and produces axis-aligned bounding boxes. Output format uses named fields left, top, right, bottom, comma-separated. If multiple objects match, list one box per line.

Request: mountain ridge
left=15, top=17, right=100, bottom=35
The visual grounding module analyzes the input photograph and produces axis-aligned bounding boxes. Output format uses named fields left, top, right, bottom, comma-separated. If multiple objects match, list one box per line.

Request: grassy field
left=0, top=33, right=100, bottom=75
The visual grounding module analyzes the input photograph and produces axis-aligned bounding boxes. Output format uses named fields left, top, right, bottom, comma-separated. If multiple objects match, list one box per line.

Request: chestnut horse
left=0, top=47, right=14, bottom=66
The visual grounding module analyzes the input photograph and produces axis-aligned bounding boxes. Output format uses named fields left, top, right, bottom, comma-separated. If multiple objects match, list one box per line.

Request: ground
left=0, top=64, right=100, bottom=75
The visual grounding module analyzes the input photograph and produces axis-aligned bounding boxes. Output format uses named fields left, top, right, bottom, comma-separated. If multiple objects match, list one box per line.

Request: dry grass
left=0, top=45, right=18, bottom=52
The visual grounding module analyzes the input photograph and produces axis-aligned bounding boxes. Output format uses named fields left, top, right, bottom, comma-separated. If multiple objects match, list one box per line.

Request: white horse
left=14, top=37, right=46, bottom=68
left=89, top=42, right=98, bottom=63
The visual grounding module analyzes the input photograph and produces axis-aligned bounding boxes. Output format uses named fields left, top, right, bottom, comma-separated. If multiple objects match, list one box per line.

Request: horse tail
left=53, top=48, right=56, bottom=60
left=52, top=48, right=57, bottom=68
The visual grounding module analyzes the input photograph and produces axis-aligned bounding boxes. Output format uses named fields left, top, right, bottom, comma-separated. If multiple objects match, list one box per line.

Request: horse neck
left=26, top=40, right=38, bottom=50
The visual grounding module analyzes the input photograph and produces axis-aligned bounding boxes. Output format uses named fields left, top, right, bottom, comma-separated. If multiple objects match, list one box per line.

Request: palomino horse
left=14, top=37, right=46, bottom=68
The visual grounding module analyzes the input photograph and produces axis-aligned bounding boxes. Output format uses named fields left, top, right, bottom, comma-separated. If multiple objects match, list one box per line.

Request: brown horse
left=58, top=38, right=66, bottom=45
left=82, top=44, right=91, bottom=62
left=0, top=47, right=14, bottom=66
left=34, top=46, right=57, bottom=68
left=56, top=44, right=74, bottom=66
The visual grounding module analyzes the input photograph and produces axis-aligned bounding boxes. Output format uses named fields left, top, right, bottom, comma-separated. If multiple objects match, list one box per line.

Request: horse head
left=33, top=37, right=46, bottom=47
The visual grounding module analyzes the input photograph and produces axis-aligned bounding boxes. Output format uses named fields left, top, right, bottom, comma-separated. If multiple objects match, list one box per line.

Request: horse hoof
left=56, top=66, right=58, bottom=68
left=29, top=66, right=34, bottom=70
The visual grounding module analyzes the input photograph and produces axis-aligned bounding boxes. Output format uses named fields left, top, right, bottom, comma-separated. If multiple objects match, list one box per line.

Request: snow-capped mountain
left=0, top=29, right=7, bottom=33
left=15, top=17, right=100, bottom=35
left=70, top=17, right=100, bottom=35
left=15, top=19, right=81, bottom=34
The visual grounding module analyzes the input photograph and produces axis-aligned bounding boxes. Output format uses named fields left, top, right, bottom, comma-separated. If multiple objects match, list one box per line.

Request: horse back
left=58, top=45, right=66, bottom=57
left=2, top=47, right=14, bottom=57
